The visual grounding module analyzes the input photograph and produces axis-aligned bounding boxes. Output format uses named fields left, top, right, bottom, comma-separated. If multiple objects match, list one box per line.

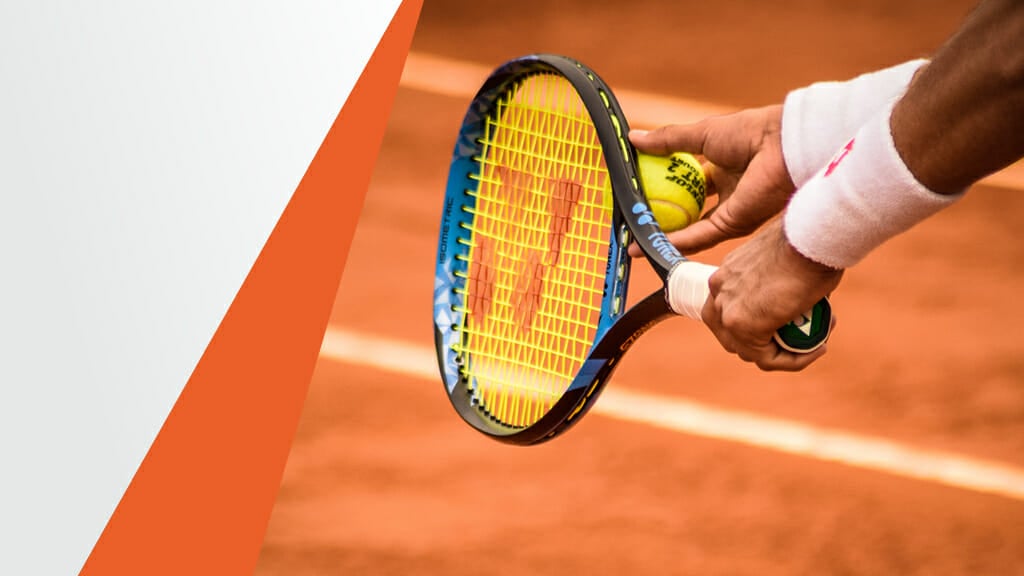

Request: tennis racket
left=433, top=54, right=831, bottom=445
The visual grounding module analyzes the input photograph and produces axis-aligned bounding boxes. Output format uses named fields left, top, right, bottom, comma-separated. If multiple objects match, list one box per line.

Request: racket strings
left=454, top=73, right=613, bottom=428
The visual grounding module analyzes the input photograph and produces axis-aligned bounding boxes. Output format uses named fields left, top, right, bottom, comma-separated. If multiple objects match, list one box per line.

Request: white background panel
left=0, top=1, right=401, bottom=573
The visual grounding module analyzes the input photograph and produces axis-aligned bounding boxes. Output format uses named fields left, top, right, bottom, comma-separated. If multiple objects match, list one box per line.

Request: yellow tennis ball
left=637, top=152, right=706, bottom=232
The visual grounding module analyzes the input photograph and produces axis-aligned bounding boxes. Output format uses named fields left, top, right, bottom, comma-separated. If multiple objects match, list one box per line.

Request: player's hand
left=702, top=218, right=843, bottom=371
left=628, top=105, right=795, bottom=256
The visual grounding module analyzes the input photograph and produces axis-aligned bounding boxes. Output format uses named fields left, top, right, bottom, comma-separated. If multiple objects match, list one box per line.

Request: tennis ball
left=637, top=152, right=706, bottom=232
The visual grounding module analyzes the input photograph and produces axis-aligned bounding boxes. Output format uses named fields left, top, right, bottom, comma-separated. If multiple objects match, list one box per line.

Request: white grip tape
left=666, top=261, right=717, bottom=321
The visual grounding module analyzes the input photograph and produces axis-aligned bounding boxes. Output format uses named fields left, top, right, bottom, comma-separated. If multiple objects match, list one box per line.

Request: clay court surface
left=256, top=1, right=1024, bottom=574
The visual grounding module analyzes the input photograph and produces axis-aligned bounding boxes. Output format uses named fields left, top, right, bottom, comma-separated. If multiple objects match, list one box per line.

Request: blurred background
left=256, top=1, right=1024, bottom=574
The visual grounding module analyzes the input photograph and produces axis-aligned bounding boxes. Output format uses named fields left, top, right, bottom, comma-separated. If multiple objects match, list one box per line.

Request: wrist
left=769, top=217, right=840, bottom=277
left=762, top=105, right=797, bottom=195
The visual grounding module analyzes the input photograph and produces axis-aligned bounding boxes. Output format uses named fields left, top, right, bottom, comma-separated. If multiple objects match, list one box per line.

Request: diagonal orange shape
left=80, top=1, right=423, bottom=574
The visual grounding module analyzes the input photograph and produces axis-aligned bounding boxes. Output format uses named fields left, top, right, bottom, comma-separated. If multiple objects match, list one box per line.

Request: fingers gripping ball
left=637, top=152, right=706, bottom=231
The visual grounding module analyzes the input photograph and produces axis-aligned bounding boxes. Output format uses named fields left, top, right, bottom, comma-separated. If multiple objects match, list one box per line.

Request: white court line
left=400, top=52, right=1024, bottom=192
left=320, top=327, right=1024, bottom=501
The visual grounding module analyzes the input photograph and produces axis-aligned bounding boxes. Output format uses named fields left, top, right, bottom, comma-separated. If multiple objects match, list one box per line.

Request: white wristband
left=783, top=101, right=963, bottom=270
left=782, top=59, right=928, bottom=187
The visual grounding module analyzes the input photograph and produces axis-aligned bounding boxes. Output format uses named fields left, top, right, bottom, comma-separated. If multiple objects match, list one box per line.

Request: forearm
left=783, top=0, right=1024, bottom=270
left=892, top=0, right=1024, bottom=194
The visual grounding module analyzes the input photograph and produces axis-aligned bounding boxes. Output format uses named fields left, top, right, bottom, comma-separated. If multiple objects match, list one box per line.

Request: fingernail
left=628, top=129, right=648, bottom=138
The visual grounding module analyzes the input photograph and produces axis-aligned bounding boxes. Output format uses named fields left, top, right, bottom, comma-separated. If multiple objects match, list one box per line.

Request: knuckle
left=719, top=307, right=745, bottom=332
left=707, top=271, right=724, bottom=294
left=736, top=348, right=758, bottom=363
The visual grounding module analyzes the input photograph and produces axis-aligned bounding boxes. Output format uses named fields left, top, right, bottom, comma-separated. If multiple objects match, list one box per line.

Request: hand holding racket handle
left=667, top=262, right=832, bottom=353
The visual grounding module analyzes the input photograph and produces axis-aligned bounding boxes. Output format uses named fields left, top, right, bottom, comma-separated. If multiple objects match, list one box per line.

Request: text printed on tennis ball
left=638, top=153, right=706, bottom=232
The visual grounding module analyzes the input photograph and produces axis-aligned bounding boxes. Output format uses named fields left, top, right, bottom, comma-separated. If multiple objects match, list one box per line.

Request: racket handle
left=667, top=261, right=716, bottom=322
left=667, top=261, right=831, bottom=353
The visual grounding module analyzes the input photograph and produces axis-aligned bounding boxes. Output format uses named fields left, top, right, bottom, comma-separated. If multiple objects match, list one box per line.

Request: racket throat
left=591, top=290, right=675, bottom=359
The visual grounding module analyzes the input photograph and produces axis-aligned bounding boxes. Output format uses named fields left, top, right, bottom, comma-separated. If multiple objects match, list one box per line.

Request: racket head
left=433, top=54, right=665, bottom=444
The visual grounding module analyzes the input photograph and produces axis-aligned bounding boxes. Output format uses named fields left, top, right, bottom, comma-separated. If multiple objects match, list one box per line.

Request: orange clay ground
left=256, top=2, right=1024, bottom=574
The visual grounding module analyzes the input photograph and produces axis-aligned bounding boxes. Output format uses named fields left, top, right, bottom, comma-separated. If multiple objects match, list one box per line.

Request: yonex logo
left=632, top=202, right=655, bottom=225
left=648, top=232, right=682, bottom=264
left=632, top=202, right=682, bottom=264
left=793, top=313, right=813, bottom=336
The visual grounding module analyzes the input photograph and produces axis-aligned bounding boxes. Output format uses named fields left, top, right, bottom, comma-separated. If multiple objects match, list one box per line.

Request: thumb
left=626, top=217, right=731, bottom=258
left=663, top=218, right=733, bottom=254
